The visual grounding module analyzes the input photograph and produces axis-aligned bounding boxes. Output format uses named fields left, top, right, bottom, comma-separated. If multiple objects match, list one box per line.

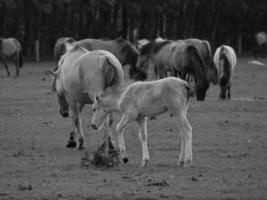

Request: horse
left=49, top=43, right=124, bottom=149
left=254, top=32, right=267, bottom=58
left=0, top=37, right=23, bottom=76
left=184, top=38, right=218, bottom=85
left=53, top=37, right=75, bottom=61
left=136, top=40, right=210, bottom=100
left=213, top=45, right=237, bottom=99
left=90, top=77, right=193, bottom=167
left=74, top=37, right=147, bottom=81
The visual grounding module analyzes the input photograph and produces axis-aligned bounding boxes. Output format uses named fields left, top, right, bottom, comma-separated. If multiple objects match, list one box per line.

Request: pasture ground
left=0, top=58, right=267, bottom=200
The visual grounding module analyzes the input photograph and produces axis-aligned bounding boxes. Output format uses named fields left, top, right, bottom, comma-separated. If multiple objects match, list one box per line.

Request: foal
left=90, top=77, right=194, bottom=167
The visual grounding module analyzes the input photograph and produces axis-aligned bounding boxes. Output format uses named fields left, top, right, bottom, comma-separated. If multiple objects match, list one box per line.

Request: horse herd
left=0, top=36, right=237, bottom=167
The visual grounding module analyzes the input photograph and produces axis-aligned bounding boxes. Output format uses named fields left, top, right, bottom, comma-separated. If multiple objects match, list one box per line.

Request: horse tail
left=19, top=51, right=23, bottom=68
left=102, top=53, right=124, bottom=89
left=184, top=81, right=195, bottom=104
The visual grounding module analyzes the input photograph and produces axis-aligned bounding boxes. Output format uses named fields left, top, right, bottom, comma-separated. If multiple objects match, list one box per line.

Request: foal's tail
left=19, top=51, right=23, bottom=68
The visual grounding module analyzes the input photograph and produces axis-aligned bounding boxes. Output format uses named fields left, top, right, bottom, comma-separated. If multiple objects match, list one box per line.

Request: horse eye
left=93, top=108, right=96, bottom=112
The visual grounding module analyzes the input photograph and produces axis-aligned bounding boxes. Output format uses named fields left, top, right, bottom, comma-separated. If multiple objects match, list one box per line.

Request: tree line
left=0, top=0, right=266, bottom=58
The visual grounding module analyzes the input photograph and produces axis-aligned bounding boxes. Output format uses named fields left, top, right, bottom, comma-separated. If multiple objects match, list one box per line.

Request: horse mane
left=140, top=40, right=171, bottom=56
left=186, top=44, right=206, bottom=71
left=202, top=40, right=213, bottom=63
left=153, top=40, right=171, bottom=54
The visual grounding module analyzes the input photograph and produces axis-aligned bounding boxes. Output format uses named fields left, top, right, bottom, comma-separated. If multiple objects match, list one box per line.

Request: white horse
left=213, top=45, right=237, bottom=99
left=90, top=77, right=193, bottom=167
left=49, top=43, right=124, bottom=149
left=0, top=37, right=23, bottom=76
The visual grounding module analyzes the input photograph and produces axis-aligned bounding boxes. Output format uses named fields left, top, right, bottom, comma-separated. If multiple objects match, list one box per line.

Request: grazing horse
left=49, top=43, right=124, bottom=149
left=74, top=37, right=147, bottom=81
left=53, top=37, right=75, bottom=62
left=136, top=40, right=210, bottom=100
left=213, top=45, right=237, bottom=99
left=0, top=37, right=23, bottom=76
left=184, top=38, right=218, bottom=85
left=90, top=77, right=193, bottom=167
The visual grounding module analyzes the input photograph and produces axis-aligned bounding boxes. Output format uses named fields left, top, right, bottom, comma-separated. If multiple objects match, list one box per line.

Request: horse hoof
left=178, top=161, right=185, bottom=167
left=122, top=157, right=128, bottom=163
left=78, top=145, right=85, bottom=150
left=66, top=140, right=77, bottom=148
left=149, top=116, right=157, bottom=120
left=78, top=138, right=84, bottom=150
left=141, top=159, right=149, bottom=167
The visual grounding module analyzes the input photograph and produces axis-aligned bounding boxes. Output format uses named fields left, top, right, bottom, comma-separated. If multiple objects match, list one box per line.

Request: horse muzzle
left=91, top=123, right=98, bottom=130
left=60, top=109, right=69, bottom=118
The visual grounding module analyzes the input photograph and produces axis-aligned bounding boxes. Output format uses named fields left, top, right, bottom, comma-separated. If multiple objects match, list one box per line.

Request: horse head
left=136, top=41, right=155, bottom=76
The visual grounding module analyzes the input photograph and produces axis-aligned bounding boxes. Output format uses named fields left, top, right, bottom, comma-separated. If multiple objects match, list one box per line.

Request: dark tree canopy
left=0, top=0, right=266, bottom=58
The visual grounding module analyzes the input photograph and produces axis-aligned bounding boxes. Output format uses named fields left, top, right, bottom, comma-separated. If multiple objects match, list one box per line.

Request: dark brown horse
left=136, top=40, right=210, bottom=100
left=184, top=38, right=218, bottom=85
left=0, top=37, right=23, bottom=76
left=74, top=38, right=147, bottom=81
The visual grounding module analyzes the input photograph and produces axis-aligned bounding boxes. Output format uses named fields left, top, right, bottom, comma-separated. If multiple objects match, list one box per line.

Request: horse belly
left=138, top=98, right=167, bottom=117
left=2, top=42, right=16, bottom=56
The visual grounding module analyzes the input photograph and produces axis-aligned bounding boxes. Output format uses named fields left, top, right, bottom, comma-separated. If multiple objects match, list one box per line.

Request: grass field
left=0, top=58, right=267, bottom=200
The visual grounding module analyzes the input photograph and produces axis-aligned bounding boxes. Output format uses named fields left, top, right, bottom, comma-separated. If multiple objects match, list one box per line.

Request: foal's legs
left=170, top=99, right=192, bottom=167
left=137, top=117, right=149, bottom=167
left=177, top=112, right=192, bottom=167
left=116, top=112, right=136, bottom=163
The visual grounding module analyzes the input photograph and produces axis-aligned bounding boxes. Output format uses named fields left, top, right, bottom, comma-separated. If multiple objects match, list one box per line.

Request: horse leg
left=14, top=54, right=19, bottom=76
left=66, top=103, right=80, bottom=149
left=76, top=104, right=85, bottom=149
left=227, top=81, right=231, bottom=100
left=219, top=85, right=227, bottom=100
left=1, top=58, right=10, bottom=76
left=137, top=117, right=149, bottom=167
left=116, top=112, right=136, bottom=163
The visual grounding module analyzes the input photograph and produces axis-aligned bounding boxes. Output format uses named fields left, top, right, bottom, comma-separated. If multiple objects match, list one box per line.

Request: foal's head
left=90, top=93, right=114, bottom=131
